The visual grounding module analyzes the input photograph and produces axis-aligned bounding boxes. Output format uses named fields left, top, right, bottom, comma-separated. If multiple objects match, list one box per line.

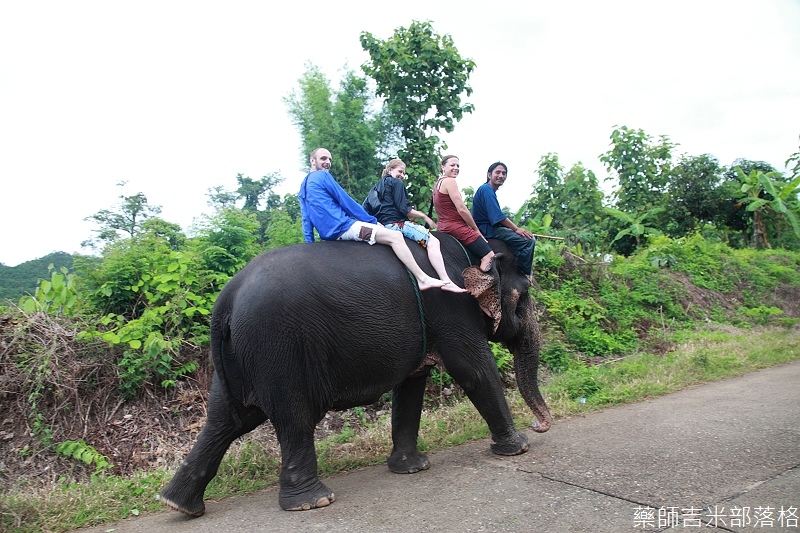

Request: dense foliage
left=0, top=252, right=74, bottom=300
left=284, top=64, right=389, bottom=202
left=361, top=20, right=476, bottom=210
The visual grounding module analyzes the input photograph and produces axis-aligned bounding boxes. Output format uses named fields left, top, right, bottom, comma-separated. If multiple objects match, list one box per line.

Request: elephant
left=158, top=232, right=552, bottom=515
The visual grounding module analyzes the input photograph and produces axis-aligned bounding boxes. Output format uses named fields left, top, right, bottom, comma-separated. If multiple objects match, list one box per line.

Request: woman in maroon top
left=433, top=155, right=495, bottom=272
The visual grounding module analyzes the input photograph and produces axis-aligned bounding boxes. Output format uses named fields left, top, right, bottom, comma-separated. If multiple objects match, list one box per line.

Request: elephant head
left=461, top=242, right=552, bottom=433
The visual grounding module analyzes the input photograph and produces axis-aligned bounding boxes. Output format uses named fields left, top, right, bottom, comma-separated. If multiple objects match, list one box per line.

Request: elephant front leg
left=388, top=372, right=431, bottom=474
left=275, top=426, right=336, bottom=510
left=452, top=361, right=530, bottom=457
left=465, top=382, right=529, bottom=456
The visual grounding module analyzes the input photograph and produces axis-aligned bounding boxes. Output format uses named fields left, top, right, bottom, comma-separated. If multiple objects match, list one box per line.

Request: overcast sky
left=2, top=1, right=799, bottom=266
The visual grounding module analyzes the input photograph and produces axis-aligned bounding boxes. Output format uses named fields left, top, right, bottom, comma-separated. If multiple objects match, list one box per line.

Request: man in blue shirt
left=471, top=161, right=535, bottom=275
left=298, top=147, right=448, bottom=291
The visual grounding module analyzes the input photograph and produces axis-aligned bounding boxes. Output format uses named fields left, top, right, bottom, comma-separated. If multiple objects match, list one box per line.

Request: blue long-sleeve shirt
left=471, top=182, right=507, bottom=238
left=299, top=170, right=377, bottom=242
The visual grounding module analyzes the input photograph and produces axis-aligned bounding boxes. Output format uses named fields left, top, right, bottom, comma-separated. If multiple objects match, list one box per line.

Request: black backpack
left=362, top=178, right=387, bottom=215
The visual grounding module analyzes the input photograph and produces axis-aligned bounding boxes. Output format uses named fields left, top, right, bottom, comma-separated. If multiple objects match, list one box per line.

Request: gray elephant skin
left=158, top=233, right=552, bottom=515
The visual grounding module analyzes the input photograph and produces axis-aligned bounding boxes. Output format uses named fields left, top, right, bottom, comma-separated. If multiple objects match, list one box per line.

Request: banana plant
left=605, top=206, right=665, bottom=249
left=735, top=167, right=800, bottom=248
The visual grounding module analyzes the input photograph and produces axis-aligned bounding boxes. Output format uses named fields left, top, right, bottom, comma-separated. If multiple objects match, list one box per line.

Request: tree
left=600, top=126, right=675, bottom=214
left=719, top=159, right=778, bottom=247
left=734, top=166, right=800, bottom=249
left=560, top=162, right=606, bottom=251
left=284, top=64, right=384, bottom=201
left=516, top=156, right=605, bottom=251
left=360, top=20, right=476, bottom=209
left=207, top=172, right=285, bottom=247
left=82, top=181, right=162, bottom=249
left=236, top=174, right=273, bottom=212
left=664, top=154, right=725, bottom=238
left=194, top=208, right=261, bottom=274
left=284, top=63, right=333, bottom=168
left=330, top=72, right=388, bottom=199
left=77, top=219, right=188, bottom=318
left=529, top=153, right=564, bottom=221
left=515, top=153, right=562, bottom=232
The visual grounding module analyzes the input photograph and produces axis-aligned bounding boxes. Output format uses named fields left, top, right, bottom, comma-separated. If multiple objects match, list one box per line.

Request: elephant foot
left=280, top=482, right=336, bottom=511
left=388, top=449, right=430, bottom=474
left=490, top=431, right=529, bottom=456
left=157, top=491, right=206, bottom=518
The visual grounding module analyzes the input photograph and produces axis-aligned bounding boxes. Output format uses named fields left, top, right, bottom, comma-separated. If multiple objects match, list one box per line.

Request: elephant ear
left=462, top=265, right=501, bottom=333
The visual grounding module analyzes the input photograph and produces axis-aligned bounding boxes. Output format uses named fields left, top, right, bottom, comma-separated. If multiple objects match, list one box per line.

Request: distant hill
left=0, top=252, right=74, bottom=302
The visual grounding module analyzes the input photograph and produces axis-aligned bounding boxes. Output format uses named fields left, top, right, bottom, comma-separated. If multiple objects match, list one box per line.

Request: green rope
left=404, top=268, right=427, bottom=362
left=453, top=238, right=471, bottom=265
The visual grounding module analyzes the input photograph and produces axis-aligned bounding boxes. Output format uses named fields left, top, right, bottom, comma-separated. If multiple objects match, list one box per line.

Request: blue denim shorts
left=385, top=221, right=430, bottom=248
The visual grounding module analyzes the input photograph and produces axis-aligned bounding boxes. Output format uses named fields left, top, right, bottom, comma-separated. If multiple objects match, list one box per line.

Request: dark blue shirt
left=472, top=182, right=507, bottom=238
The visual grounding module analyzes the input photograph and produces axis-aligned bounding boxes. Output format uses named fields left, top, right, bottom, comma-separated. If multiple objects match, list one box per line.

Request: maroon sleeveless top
left=433, top=178, right=481, bottom=245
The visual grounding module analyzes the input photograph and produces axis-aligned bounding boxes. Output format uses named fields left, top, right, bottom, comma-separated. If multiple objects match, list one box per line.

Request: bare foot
left=480, top=252, right=499, bottom=272
left=440, top=281, right=468, bottom=293
left=417, top=276, right=448, bottom=291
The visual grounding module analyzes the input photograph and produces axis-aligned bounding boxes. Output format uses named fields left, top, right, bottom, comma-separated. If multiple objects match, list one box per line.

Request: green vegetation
left=0, top=252, right=74, bottom=301
left=361, top=20, right=475, bottom=208
left=2, top=234, right=799, bottom=533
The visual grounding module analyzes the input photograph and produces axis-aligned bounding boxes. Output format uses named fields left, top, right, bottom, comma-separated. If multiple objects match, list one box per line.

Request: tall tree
left=207, top=172, right=284, bottom=247
left=734, top=166, right=800, bottom=249
left=82, top=181, right=162, bottom=249
left=518, top=156, right=605, bottom=251
left=360, top=20, right=476, bottom=209
left=284, top=64, right=384, bottom=200
left=560, top=162, right=606, bottom=250
left=530, top=153, right=564, bottom=220
left=719, top=159, right=777, bottom=247
left=664, top=154, right=725, bottom=237
left=600, top=126, right=675, bottom=215
left=330, top=73, right=387, bottom=199
left=284, top=63, right=333, bottom=167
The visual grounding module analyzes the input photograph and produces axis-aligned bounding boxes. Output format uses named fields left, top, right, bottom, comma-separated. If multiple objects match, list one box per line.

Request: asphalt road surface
left=79, top=362, right=800, bottom=532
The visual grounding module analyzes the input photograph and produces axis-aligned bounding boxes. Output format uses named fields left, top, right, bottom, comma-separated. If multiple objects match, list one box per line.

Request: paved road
left=81, top=362, right=800, bottom=532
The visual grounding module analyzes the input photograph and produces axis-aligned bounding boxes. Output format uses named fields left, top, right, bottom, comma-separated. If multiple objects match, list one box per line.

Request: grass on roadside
left=1, top=325, right=798, bottom=533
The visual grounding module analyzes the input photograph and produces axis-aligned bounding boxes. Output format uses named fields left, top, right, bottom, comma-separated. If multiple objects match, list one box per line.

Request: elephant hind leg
left=159, top=375, right=266, bottom=517
left=275, top=424, right=336, bottom=511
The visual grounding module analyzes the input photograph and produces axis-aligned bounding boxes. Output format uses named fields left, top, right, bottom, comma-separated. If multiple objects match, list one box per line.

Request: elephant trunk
left=511, top=307, right=552, bottom=433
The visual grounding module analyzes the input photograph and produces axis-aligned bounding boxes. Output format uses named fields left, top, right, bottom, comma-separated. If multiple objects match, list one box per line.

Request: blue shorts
left=385, top=221, right=430, bottom=248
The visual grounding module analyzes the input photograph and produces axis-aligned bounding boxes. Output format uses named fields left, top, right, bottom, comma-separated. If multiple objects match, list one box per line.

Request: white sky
left=1, top=1, right=799, bottom=266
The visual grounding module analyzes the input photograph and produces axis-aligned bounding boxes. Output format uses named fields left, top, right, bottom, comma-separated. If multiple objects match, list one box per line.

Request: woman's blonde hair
left=383, top=158, right=405, bottom=176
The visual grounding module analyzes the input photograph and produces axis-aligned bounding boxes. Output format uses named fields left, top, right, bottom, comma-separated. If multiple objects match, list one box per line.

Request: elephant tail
left=210, top=310, right=245, bottom=429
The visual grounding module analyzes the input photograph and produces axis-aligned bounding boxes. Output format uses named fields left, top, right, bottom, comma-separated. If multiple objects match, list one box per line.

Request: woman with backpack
left=364, top=158, right=466, bottom=293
